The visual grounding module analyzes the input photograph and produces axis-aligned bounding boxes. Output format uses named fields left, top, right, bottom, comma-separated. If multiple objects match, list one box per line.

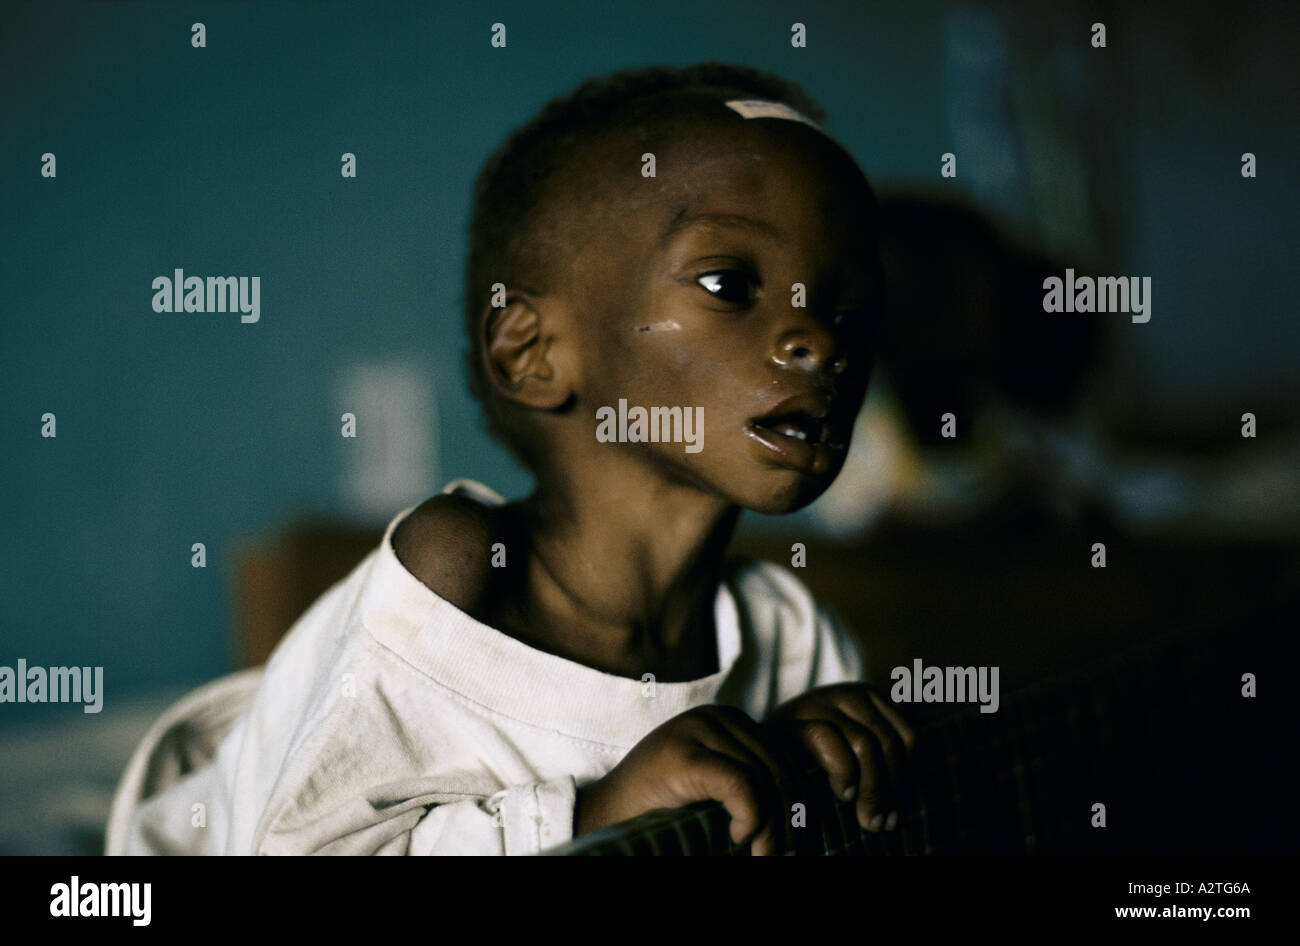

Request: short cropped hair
left=463, top=62, right=831, bottom=471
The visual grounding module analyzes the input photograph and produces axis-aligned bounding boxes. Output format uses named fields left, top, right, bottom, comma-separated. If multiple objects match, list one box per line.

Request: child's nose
left=770, top=324, right=848, bottom=378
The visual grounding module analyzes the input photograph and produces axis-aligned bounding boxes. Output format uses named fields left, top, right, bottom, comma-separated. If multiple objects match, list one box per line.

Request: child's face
left=558, top=117, right=879, bottom=514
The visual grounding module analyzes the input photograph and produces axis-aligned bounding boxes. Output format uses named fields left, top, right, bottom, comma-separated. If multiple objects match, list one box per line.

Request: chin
left=738, top=469, right=839, bottom=516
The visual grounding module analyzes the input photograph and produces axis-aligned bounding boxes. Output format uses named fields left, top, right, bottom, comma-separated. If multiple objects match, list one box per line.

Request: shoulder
left=725, top=556, right=821, bottom=623
left=724, top=556, right=867, bottom=684
left=390, top=492, right=508, bottom=616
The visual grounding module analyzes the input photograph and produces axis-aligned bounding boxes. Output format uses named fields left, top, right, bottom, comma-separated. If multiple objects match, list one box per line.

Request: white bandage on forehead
left=723, top=98, right=824, bottom=132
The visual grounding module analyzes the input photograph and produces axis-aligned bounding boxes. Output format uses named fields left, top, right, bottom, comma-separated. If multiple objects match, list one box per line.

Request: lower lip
left=744, top=423, right=844, bottom=474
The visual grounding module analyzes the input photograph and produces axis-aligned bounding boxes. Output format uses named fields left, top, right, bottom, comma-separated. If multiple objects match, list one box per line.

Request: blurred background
left=1, top=0, right=1296, bottom=854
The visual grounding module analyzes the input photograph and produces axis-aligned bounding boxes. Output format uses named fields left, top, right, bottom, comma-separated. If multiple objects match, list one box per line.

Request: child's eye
left=696, top=270, right=757, bottom=305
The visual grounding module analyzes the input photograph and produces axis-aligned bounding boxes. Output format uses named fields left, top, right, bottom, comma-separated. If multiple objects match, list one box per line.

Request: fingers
left=782, top=710, right=889, bottom=831
left=783, top=687, right=917, bottom=833
left=698, top=708, right=798, bottom=855
left=792, top=719, right=859, bottom=803
left=831, top=713, right=894, bottom=831
left=866, top=689, right=918, bottom=755
left=832, top=693, right=911, bottom=800
left=678, top=751, right=774, bottom=853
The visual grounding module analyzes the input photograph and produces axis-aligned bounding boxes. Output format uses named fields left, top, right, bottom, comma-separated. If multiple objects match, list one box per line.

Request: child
left=125, top=62, right=914, bottom=856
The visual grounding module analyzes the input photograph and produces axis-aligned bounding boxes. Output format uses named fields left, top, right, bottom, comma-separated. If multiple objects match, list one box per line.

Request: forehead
left=607, top=112, right=873, bottom=251
left=539, top=104, right=877, bottom=299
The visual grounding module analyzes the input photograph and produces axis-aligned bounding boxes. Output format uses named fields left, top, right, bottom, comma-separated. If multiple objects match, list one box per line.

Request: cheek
left=604, top=286, right=766, bottom=411
left=653, top=307, right=741, bottom=367
left=621, top=336, right=702, bottom=399
left=619, top=299, right=704, bottom=381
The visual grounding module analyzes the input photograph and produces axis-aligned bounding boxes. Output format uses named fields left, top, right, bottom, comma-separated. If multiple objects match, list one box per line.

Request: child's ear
left=481, top=293, right=571, bottom=410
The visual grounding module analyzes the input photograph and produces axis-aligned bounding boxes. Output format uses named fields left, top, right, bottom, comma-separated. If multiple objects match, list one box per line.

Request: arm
left=253, top=702, right=798, bottom=857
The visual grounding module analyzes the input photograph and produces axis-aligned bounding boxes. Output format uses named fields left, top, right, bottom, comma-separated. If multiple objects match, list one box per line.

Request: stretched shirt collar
left=354, top=480, right=744, bottom=746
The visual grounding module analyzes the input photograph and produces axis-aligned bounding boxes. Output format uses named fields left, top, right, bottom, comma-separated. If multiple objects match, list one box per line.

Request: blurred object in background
left=873, top=198, right=1107, bottom=435
left=811, top=195, right=1113, bottom=539
left=811, top=188, right=1300, bottom=543
left=807, top=0, right=1299, bottom=544
left=335, top=359, right=440, bottom=528
left=234, top=520, right=380, bottom=668
left=0, top=686, right=192, bottom=855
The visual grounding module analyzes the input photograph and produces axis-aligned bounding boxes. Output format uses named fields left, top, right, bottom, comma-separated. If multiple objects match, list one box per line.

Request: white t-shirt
left=125, top=480, right=867, bottom=855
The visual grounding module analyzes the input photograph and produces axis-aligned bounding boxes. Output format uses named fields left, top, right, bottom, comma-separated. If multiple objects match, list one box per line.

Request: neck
left=513, top=454, right=739, bottom=675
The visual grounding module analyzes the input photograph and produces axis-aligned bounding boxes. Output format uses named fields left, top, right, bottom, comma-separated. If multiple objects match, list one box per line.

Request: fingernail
left=885, top=811, right=898, bottom=831
left=869, top=813, right=884, bottom=832
left=841, top=786, right=856, bottom=802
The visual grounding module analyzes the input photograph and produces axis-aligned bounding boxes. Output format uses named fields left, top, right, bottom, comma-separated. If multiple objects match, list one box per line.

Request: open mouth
left=746, top=395, right=848, bottom=474
left=750, top=411, right=831, bottom=446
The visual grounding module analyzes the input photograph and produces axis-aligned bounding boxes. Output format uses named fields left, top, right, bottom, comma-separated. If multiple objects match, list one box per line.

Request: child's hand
left=575, top=705, right=798, bottom=855
left=766, top=683, right=916, bottom=833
